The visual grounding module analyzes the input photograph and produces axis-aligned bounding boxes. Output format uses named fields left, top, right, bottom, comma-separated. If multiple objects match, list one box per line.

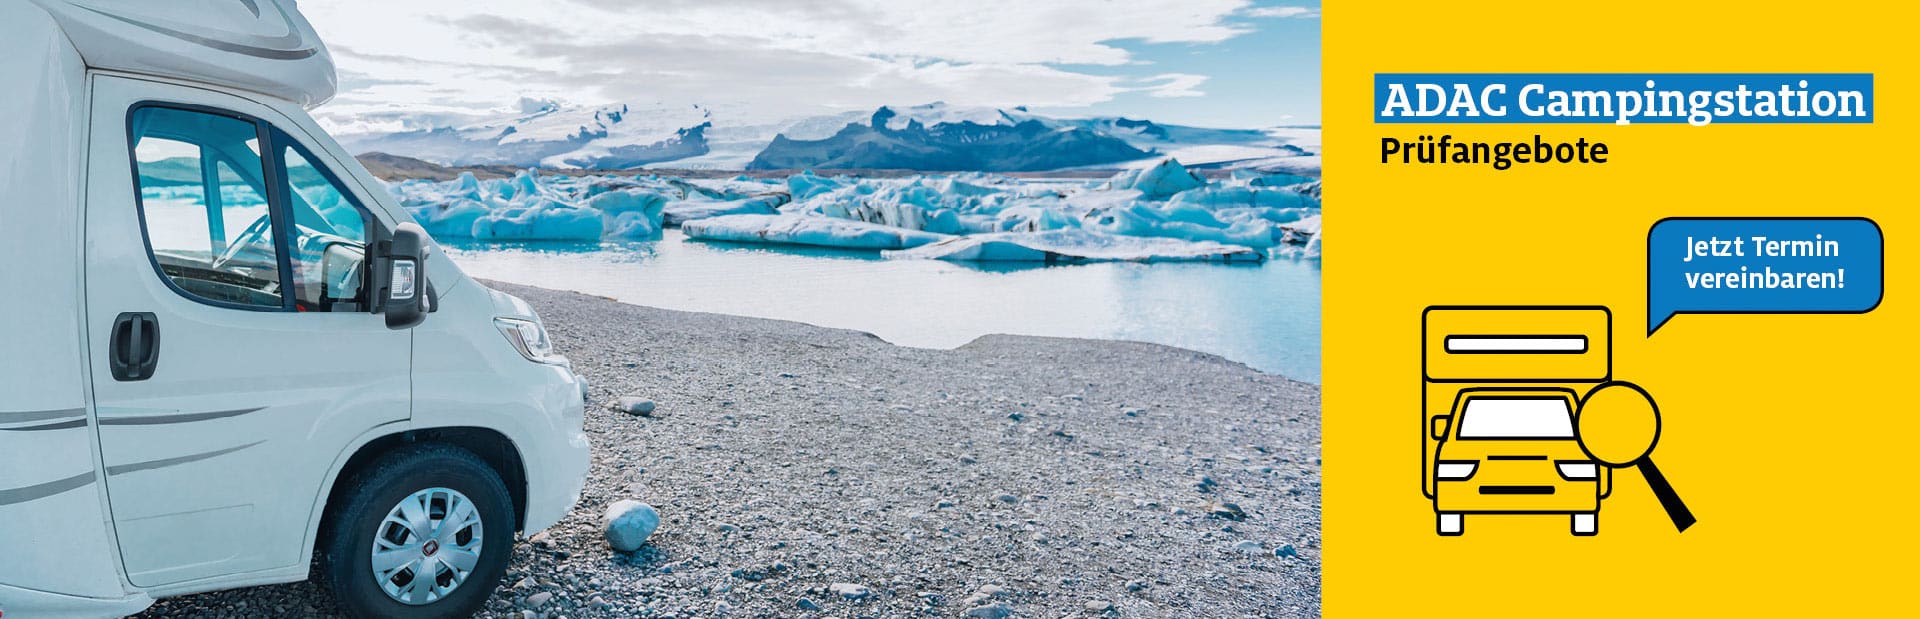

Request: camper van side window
left=130, top=106, right=288, bottom=310
left=276, top=136, right=372, bottom=311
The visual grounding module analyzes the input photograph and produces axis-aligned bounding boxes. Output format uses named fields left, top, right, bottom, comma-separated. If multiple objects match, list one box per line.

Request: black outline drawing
left=1423, top=305, right=1697, bottom=536
left=1575, top=381, right=1696, bottom=532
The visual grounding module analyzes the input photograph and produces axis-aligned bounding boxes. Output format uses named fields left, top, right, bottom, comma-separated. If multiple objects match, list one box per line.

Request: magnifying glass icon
left=1575, top=381, right=1696, bottom=532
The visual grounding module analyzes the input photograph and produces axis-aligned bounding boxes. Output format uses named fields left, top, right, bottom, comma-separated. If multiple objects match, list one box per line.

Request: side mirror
left=1430, top=415, right=1452, bottom=441
left=378, top=222, right=430, bottom=329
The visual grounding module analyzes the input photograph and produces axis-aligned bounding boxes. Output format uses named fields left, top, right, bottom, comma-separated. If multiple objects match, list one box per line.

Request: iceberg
left=1104, top=158, right=1206, bottom=199
left=406, top=198, right=492, bottom=238
left=1271, top=215, right=1322, bottom=260
left=662, top=195, right=785, bottom=226
left=472, top=199, right=604, bottom=241
left=1081, top=202, right=1287, bottom=249
left=1167, top=185, right=1319, bottom=211
left=785, top=171, right=845, bottom=200
left=682, top=214, right=950, bottom=250
left=586, top=190, right=669, bottom=238
left=884, top=229, right=1263, bottom=263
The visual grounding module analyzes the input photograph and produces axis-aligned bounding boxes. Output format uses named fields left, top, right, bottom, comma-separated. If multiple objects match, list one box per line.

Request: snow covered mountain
left=336, top=99, right=717, bottom=170
left=746, top=106, right=1153, bottom=172
left=334, top=101, right=1317, bottom=173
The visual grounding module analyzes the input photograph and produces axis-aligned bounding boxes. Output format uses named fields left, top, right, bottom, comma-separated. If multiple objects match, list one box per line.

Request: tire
left=321, top=444, right=516, bottom=619
left=1572, top=512, right=1598, bottom=536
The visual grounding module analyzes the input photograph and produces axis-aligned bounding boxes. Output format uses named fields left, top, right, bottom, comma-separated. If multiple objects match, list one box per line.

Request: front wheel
left=322, top=445, right=516, bottom=618
left=1437, top=512, right=1463, bottom=536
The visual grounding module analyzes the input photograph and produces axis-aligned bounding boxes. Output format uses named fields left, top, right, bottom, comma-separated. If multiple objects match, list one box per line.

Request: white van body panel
left=0, top=1, right=143, bottom=608
left=29, top=0, right=337, bottom=106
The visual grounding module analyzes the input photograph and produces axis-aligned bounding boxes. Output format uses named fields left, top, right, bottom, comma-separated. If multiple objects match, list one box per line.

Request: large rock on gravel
left=613, top=396, right=657, bottom=416
left=603, top=500, right=661, bottom=552
left=964, top=603, right=1014, bottom=619
left=830, top=582, right=871, bottom=600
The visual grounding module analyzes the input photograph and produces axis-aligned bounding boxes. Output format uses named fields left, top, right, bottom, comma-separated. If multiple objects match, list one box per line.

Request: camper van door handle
left=110, top=312, right=161, bottom=381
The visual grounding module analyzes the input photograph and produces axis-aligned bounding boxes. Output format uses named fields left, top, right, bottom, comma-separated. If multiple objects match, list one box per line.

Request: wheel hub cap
left=370, top=487, right=483, bottom=605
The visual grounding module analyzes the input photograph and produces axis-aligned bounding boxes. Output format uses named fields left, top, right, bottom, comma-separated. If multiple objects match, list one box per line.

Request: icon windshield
left=1456, top=397, right=1575, bottom=439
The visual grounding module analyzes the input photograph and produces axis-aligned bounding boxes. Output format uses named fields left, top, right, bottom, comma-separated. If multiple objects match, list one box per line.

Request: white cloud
left=298, top=0, right=1269, bottom=130
left=1135, top=74, right=1209, bottom=98
left=1244, top=6, right=1319, bottom=19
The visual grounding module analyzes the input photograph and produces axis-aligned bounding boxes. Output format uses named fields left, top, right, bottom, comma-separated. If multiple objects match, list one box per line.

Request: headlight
left=1556, top=461, right=1599, bottom=480
left=495, top=317, right=567, bottom=366
left=1435, top=461, right=1477, bottom=480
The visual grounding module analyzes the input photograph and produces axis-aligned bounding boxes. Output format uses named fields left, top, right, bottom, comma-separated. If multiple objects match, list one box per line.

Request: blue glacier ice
left=884, top=229, right=1264, bottom=263
left=386, top=158, right=1319, bottom=260
left=682, top=214, right=950, bottom=250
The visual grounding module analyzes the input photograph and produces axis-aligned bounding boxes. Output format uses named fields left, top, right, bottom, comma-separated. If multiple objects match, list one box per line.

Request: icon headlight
left=1556, top=461, right=1600, bottom=480
left=1435, top=461, right=1478, bottom=480
left=496, top=317, right=567, bottom=366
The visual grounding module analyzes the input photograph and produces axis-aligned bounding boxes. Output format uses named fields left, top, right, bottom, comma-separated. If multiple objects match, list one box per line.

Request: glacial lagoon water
left=443, top=230, right=1321, bottom=382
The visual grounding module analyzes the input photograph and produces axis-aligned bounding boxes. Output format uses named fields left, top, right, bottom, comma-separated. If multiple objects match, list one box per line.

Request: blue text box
left=1647, top=218, right=1882, bottom=334
left=1375, top=73, right=1875, bottom=124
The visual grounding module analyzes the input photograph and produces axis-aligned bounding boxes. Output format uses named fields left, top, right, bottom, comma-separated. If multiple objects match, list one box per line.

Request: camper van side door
left=83, top=75, right=411, bottom=588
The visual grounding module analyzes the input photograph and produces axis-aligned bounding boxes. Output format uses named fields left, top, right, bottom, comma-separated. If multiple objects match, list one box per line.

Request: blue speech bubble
left=1648, top=217, right=1882, bottom=334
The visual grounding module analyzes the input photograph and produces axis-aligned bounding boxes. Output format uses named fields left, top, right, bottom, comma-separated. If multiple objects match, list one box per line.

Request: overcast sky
left=300, top=0, right=1319, bottom=133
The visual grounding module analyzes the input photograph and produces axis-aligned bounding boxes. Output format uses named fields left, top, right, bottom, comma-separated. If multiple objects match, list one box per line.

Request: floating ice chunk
left=407, top=198, right=492, bottom=238
left=1082, top=203, right=1285, bottom=248
left=786, top=171, right=845, bottom=200
left=663, top=195, right=785, bottom=226
left=587, top=190, right=669, bottom=238
left=1281, top=214, right=1321, bottom=237
left=683, top=214, right=950, bottom=250
left=607, top=212, right=660, bottom=238
left=987, top=202, right=1083, bottom=232
left=1271, top=233, right=1321, bottom=260
left=1105, top=158, right=1205, bottom=199
left=1270, top=215, right=1321, bottom=260
left=497, top=170, right=546, bottom=201
left=1228, top=169, right=1317, bottom=188
left=885, top=229, right=1263, bottom=263
left=1168, top=186, right=1319, bottom=210
left=472, top=198, right=605, bottom=240
left=449, top=171, right=484, bottom=200
left=785, top=179, right=976, bottom=234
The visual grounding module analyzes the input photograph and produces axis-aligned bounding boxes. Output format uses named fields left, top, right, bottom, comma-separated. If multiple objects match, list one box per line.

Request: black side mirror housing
left=1430, top=415, right=1452, bottom=441
left=376, top=222, right=430, bottom=329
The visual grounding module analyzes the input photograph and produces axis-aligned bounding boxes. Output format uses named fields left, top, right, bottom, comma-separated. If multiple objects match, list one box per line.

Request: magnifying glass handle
left=1638, top=458, right=1696, bottom=532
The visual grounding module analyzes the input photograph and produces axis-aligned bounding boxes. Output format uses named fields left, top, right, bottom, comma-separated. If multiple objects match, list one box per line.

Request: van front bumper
left=522, top=366, right=590, bottom=534
left=1435, top=479, right=1600, bottom=513
left=525, top=427, right=588, bottom=533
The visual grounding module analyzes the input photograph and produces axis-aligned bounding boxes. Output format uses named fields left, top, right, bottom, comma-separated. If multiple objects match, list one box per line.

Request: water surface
left=444, top=230, right=1320, bottom=382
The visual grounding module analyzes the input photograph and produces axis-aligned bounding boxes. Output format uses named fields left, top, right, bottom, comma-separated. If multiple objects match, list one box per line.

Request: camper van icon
left=1422, top=306, right=1695, bottom=536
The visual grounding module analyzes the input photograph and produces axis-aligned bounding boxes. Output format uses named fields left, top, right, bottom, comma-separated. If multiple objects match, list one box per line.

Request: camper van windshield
left=1456, top=397, right=1575, bottom=439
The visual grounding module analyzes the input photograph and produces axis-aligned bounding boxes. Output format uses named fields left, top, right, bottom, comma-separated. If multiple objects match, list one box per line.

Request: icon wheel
left=1572, top=512, right=1597, bottom=536
left=1437, top=513, right=1463, bottom=536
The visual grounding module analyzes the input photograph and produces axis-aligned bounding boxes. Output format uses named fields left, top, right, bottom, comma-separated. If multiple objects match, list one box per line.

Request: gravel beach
left=138, top=281, right=1322, bottom=618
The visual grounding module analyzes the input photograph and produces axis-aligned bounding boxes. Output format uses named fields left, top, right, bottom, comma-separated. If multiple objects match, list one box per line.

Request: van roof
left=31, top=0, right=336, bottom=107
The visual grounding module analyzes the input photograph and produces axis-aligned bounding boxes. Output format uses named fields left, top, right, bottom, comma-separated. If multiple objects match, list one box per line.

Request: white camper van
left=0, top=1, right=590, bottom=616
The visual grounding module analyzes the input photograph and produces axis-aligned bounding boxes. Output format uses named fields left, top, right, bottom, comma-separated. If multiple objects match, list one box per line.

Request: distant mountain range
left=334, top=101, right=1318, bottom=174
